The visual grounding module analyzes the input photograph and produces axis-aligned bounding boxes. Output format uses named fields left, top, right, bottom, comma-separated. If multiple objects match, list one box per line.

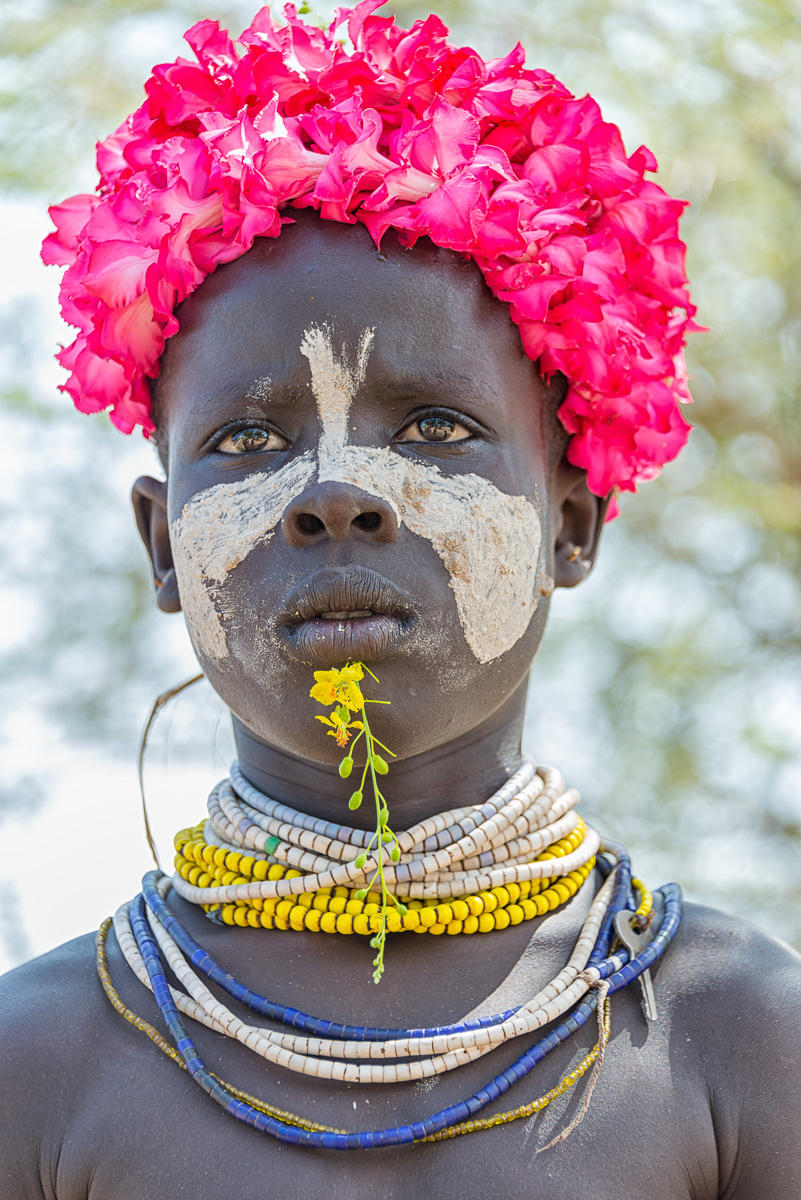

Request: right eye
left=216, top=426, right=289, bottom=455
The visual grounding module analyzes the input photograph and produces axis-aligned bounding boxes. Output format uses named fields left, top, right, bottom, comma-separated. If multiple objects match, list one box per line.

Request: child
left=2, top=4, right=799, bottom=1197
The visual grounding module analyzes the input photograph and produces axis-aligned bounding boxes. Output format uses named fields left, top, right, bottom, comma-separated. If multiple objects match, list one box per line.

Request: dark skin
left=2, top=216, right=800, bottom=1200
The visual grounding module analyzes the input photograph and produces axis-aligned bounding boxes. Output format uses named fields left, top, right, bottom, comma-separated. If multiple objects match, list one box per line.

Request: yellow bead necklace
left=174, top=816, right=594, bottom=936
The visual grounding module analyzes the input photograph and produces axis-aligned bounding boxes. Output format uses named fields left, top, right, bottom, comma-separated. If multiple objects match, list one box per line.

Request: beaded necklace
left=98, top=760, right=682, bottom=1149
left=174, top=817, right=594, bottom=935
left=171, top=758, right=600, bottom=910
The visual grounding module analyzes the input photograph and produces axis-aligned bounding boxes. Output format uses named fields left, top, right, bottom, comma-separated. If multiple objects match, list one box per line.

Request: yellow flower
left=315, top=712, right=364, bottom=747
left=339, top=680, right=364, bottom=709
left=309, top=664, right=365, bottom=712
left=310, top=675, right=338, bottom=706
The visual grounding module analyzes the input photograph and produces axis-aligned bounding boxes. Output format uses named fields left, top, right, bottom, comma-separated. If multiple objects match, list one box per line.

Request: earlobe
left=551, top=462, right=609, bottom=589
left=131, top=475, right=182, bottom=613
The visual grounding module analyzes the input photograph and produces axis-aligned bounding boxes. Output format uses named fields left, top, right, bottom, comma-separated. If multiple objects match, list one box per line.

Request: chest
left=57, top=986, right=719, bottom=1200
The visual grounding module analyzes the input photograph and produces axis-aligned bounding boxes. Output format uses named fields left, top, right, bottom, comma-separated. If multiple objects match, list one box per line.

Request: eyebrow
left=368, top=365, right=508, bottom=414
left=196, top=361, right=311, bottom=414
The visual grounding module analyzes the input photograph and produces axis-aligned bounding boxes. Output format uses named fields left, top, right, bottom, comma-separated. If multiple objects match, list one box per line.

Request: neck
left=231, top=679, right=529, bottom=831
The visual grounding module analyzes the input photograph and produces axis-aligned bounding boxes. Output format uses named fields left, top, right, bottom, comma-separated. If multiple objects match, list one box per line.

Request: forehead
left=156, top=215, right=539, bottom=427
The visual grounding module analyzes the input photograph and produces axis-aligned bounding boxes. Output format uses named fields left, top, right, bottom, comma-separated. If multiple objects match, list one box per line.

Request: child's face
left=139, top=216, right=589, bottom=761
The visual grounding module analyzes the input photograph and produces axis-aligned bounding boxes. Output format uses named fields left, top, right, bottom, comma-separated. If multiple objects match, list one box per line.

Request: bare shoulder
left=658, top=899, right=801, bottom=1015
left=655, top=901, right=801, bottom=1197
left=0, top=932, right=113, bottom=1200
left=0, top=930, right=107, bottom=1054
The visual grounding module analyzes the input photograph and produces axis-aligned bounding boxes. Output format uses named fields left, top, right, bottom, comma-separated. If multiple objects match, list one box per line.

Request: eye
left=397, top=413, right=473, bottom=444
left=215, top=425, right=289, bottom=455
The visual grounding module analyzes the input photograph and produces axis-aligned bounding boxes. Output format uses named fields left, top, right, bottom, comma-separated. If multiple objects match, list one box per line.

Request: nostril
left=281, top=487, right=399, bottom=546
left=353, top=511, right=381, bottom=532
left=297, top=513, right=326, bottom=535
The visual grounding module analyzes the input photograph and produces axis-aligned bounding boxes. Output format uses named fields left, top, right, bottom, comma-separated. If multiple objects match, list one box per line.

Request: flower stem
left=362, top=707, right=391, bottom=983
left=309, top=661, right=398, bottom=982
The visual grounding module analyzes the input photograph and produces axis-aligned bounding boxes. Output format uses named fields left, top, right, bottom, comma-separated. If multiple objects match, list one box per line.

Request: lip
left=278, top=566, right=417, bottom=664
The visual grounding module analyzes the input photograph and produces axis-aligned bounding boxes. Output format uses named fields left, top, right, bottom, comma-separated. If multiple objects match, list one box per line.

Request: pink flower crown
left=42, top=0, right=699, bottom=513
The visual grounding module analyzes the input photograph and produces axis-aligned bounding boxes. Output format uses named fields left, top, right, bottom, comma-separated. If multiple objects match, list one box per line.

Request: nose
left=282, top=482, right=400, bottom=547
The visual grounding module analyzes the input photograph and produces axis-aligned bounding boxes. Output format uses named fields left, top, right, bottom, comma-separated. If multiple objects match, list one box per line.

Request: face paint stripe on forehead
left=299, top=323, right=375, bottom=455
left=244, top=376, right=272, bottom=405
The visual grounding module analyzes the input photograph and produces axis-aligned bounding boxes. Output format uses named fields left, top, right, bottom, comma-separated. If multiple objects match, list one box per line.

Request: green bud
left=338, top=757, right=353, bottom=778
left=354, top=853, right=367, bottom=869
left=396, top=903, right=408, bottom=915
left=378, top=808, right=388, bottom=827
left=348, top=791, right=363, bottom=810
left=354, top=888, right=367, bottom=901
left=369, top=936, right=380, bottom=949
left=373, top=754, right=389, bottom=775
left=390, top=845, right=400, bottom=862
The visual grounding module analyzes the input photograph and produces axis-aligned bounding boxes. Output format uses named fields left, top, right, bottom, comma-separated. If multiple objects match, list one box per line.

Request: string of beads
left=95, top=916, right=346, bottom=1136
left=169, top=760, right=601, bottom=910
left=115, top=865, right=618, bottom=1083
left=97, top=761, right=682, bottom=1149
left=107, top=854, right=681, bottom=1147
left=174, top=817, right=594, bottom=935
left=96, top=915, right=610, bottom=1141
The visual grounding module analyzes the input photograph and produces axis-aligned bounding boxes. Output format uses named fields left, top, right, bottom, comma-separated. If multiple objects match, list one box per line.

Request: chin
left=197, top=615, right=539, bottom=768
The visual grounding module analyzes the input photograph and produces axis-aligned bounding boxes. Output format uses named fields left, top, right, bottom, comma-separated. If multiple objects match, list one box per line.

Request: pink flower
left=42, top=1, right=699, bottom=513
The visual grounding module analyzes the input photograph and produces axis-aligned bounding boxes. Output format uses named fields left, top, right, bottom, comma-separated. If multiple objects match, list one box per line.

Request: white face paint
left=170, top=455, right=316, bottom=661
left=169, top=323, right=544, bottom=664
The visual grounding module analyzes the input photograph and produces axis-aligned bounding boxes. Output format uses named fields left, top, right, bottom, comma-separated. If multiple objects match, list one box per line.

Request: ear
left=131, top=475, right=182, bottom=613
left=550, top=460, right=609, bottom=589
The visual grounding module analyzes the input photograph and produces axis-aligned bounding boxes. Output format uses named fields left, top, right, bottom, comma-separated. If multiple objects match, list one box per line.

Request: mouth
left=278, top=566, right=417, bottom=663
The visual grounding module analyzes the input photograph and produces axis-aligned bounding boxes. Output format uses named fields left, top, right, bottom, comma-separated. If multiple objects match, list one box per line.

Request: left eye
left=216, top=426, right=289, bottom=454
left=397, top=415, right=472, bottom=444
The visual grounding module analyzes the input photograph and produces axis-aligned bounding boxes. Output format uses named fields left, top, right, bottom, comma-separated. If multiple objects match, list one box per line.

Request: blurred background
left=1, top=0, right=799, bottom=972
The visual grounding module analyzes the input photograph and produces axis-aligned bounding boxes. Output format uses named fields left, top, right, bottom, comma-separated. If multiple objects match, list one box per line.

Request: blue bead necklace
left=114, top=844, right=682, bottom=1150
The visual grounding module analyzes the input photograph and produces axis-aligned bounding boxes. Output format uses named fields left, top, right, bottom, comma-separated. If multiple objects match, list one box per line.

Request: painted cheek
left=169, top=454, right=315, bottom=662
left=319, top=445, right=543, bottom=663
left=299, top=320, right=545, bottom=664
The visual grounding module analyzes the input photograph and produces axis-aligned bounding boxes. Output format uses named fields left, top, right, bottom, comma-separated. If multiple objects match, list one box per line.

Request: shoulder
left=656, top=901, right=801, bottom=1196
left=0, top=930, right=106, bottom=1053
left=0, top=926, right=133, bottom=1088
left=660, top=899, right=801, bottom=1011
left=656, top=900, right=801, bottom=1048
left=0, top=932, right=113, bottom=1199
